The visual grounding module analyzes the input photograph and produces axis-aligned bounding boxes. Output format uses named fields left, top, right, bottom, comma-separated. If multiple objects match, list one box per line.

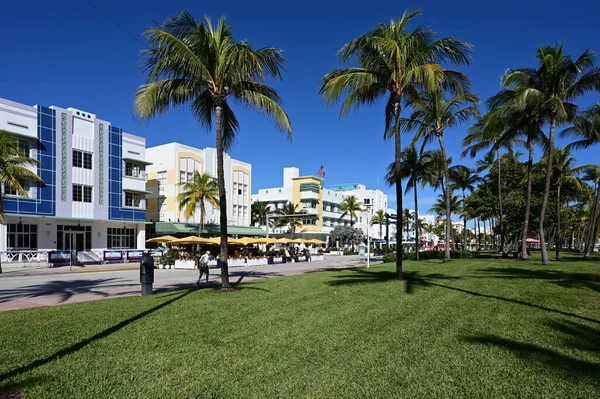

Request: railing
left=1, top=250, right=49, bottom=263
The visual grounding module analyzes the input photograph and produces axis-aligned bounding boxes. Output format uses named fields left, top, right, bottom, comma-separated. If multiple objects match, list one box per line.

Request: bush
left=328, top=247, right=338, bottom=251
left=381, top=250, right=474, bottom=263
left=344, top=251, right=358, bottom=255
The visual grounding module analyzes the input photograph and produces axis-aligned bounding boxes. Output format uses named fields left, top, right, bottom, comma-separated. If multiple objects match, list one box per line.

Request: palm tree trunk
left=539, top=117, right=556, bottom=265
left=475, top=217, right=480, bottom=251
left=584, top=181, right=599, bottom=258
left=414, top=184, right=420, bottom=260
left=393, top=101, right=404, bottom=279
left=462, top=189, right=467, bottom=251
left=483, top=219, right=487, bottom=248
left=215, top=102, right=231, bottom=289
left=438, top=134, right=452, bottom=263
left=199, top=202, right=205, bottom=237
left=497, top=148, right=505, bottom=252
left=556, top=185, right=561, bottom=260
left=521, top=140, right=534, bottom=261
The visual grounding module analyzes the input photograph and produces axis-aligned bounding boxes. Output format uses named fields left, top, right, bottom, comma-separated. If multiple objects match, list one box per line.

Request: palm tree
left=549, top=148, right=585, bottom=259
left=462, top=113, right=516, bottom=251
left=178, top=171, right=219, bottom=234
left=0, top=130, right=43, bottom=273
left=421, top=150, right=451, bottom=196
left=403, top=208, right=414, bottom=242
left=319, top=9, right=472, bottom=279
left=450, top=166, right=481, bottom=250
left=134, top=12, right=292, bottom=289
left=371, top=209, right=386, bottom=241
left=429, top=194, right=460, bottom=250
left=339, top=195, right=363, bottom=227
left=580, top=166, right=600, bottom=257
left=251, top=201, right=272, bottom=227
left=498, top=43, right=600, bottom=265
left=277, top=202, right=303, bottom=238
left=405, top=90, right=479, bottom=262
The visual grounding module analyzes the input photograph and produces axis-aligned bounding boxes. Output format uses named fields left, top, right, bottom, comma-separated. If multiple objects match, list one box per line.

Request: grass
left=0, top=254, right=599, bottom=398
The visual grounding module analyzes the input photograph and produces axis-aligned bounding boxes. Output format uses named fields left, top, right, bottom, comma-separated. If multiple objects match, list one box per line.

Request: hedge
left=382, top=250, right=474, bottom=263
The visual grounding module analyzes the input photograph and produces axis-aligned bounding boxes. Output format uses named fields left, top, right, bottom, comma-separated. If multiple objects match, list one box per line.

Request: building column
left=137, top=224, right=146, bottom=249
left=0, top=223, right=6, bottom=252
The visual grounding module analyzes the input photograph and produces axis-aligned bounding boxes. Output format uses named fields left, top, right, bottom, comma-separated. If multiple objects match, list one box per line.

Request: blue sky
left=1, top=0, right=599, bottom=216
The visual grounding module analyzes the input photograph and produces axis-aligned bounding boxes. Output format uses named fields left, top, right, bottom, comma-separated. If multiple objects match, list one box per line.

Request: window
left=364, top=199, right=371, bottom=205
left=107, top=228, right=135, bottom=249
left=17, top=139, right=31, bottom=157
left=7, top=224, right=38, bottom=250
left=73, top=150, right=92, bottom=169
left=5, top=179, right=28, bottom=196
left=157, top=170, right=166, bottom=194
left=125, top=192, right=142, bottom=208
left=73, top=184, right=92, bottom=203
left=125, top=162, right=141, bottom=178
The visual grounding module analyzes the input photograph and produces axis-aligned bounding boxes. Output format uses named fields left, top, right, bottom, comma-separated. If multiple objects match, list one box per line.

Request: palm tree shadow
left=463, top=319, right=600, bottom=382
left=474, top=267, right=600, bottom=293
left=0, top=289, right=194, bottom=387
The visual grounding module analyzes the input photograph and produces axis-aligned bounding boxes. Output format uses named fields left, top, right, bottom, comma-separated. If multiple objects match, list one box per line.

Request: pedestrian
left=197, top=251, right=212, bottom=285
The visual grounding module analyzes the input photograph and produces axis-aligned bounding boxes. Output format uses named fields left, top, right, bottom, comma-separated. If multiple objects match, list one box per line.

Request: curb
left=74, top=267, right=138, bottom=273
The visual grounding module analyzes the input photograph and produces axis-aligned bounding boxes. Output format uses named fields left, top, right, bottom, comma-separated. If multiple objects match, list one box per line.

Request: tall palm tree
left=450, top=166, right=481, bottom=250
left=178, top=171, right=219, bottom=234
left=429, top=194, right=460, bottom=250
left=498, top=43, right=600, bottom=265
left=134, top=12, right=292, bottom=289
left=339, top=195, right=363, bottom=227
left=277, top=202, right=303, bottom=238
left=549, top=147, right=585, bottom=259
left=578, top=166, right=600, bottom=258
left=0, top=130, right=43, bottom=274
left=405, top=90, right=479, bottom=262
left=371, top=209, right=386, bottom=241
left=251, top=201, right=272, bottom=227
left=319, top=9, right=472, bottom=279
left=403, top=208, right=414, bottom=241
left=421, top=150, right=451, bottom=197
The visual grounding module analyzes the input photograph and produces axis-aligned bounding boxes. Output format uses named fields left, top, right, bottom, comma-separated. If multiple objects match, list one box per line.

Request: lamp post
left=365, top=204, right=373, bottom=268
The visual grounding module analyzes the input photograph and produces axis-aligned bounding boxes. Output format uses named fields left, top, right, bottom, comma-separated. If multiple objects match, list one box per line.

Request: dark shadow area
left=0, top=289, right=193, bottom=385
left=475, top=267, right=600, bottom=293
left=0, top=376, right=48, bottom=397
left=464, top=320, right=600, bottom=382
left=0, top=278, right=137, bottom=304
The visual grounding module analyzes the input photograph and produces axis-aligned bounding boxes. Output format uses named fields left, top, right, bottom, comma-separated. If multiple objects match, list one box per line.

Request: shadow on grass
left=464, top=319, right=600, bottom=381
left=475, top=267, right=600, bottom=293
left=0, top=289, right=194, bottom=386
left=328, top=268, right=600, bottom=325
left=0, top=376, right=49, bottom=398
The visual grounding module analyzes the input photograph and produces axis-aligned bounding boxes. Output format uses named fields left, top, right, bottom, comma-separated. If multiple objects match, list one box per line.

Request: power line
left=83, top=0, right=148, bottom=48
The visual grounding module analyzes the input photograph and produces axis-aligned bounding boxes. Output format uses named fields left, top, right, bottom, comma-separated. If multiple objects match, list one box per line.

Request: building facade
left=0, top=97, right=150, bottom=261
left=145, top=143, right=261, bottom=236
left=252, top=167, right=396, bottom=242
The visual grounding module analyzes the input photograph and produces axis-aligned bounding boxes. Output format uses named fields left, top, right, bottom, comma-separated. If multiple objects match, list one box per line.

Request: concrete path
left=0, top=255, right=376, bottom=312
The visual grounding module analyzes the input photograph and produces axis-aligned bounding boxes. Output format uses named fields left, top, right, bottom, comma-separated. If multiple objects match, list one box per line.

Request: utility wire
left=83, top=0, right=149, bottom=48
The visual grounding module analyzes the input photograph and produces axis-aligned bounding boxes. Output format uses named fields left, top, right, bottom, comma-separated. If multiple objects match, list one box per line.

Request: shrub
left=382, top=253, right=396, bottom=263
left=344, top=251, right=358, bottom=255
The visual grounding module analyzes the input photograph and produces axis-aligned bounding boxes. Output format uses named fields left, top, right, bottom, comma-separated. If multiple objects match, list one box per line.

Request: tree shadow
left=0, top=278, right=136, bottom=304
left=0, top=376, right=49, bottom=398
left=475, top=267, right=600, bottom=293
left=0, top=289, right=193, bottom=386
left=464, top=319, right=600, bottom=382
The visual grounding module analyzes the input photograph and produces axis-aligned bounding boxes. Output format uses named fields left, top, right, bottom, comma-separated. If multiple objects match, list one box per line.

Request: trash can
left=140, top=253, right=155, bottom=296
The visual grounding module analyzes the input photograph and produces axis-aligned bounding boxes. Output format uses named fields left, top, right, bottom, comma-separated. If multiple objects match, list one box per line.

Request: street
left=0, top=255, right=368, bottom=312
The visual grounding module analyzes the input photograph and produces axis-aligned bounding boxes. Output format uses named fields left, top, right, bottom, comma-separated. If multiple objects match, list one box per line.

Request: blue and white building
left=0, top=97, right=150, bottom=263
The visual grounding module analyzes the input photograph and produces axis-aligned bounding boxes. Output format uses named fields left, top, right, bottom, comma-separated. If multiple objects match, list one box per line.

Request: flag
left=317, top=164, right=326, bottom=178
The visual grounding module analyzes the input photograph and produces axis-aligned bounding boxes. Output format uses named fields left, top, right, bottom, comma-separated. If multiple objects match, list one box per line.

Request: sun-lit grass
left=0, top=254, right=599, bottom=398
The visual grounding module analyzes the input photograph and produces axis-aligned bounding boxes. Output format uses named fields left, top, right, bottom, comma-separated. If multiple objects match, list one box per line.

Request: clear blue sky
left=1, top=0, right=599, bottom=215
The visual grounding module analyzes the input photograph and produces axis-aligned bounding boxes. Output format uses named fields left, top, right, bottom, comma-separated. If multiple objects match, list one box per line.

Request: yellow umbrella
left=287, top=238, right=305, bottom=244
left=236, top=237, right=262, bottom=245
left=253, top=237, right=278, bottom=244
left=169, top=236, right=213, bottom=245
left=276, top=238, right=291, bottom=244
left=146, top=235, right=177, bottom=243
left=311, top=239, right=327, bottom=245
left=206, top=237, right=243, bottom=245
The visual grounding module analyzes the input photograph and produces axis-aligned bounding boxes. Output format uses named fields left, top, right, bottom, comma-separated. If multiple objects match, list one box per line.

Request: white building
left=0, top=97, right=150, bottom=265
left=145, top=143, right=264, bottom=237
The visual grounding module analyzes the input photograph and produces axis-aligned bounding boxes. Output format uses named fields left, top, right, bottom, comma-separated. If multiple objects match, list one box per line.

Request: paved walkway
left=0, top=255, right=376, bottom=312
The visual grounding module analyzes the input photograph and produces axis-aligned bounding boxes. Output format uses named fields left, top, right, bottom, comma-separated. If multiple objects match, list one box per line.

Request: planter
left=268, top=256, right=286, bottom=265
left=174, top=260, right=195, bottom=270
left=295, top=256, right=308, bottom=263
left=228, top=259, right=246, bottom=267
left=311, top=255, right=324, bottom=261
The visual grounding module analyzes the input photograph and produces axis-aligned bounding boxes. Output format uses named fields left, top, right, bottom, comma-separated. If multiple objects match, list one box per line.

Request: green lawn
left=1, top=255, right=599, bottom=398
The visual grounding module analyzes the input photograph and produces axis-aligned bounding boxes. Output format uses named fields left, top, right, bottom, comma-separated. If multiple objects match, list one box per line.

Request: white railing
left=1, top=250, right=48, bottom=263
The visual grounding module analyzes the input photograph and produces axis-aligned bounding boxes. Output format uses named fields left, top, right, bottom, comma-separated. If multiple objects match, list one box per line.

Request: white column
left=137, top=224, right=146, bottom=249
left=0, top=223, right=6, bottom=252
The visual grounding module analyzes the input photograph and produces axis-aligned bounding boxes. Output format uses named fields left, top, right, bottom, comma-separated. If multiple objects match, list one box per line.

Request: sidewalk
left=0, top=256, right=376, bottom=312
left=0, top=262, right=139, bottom=277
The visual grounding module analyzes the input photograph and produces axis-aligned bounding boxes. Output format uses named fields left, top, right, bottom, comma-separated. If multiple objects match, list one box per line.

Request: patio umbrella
left=252, top=237, right=279, bottom=244
left=306, top=239, right=326, bottom=245
left=146, top=235, right=177, bottom=243
left=235, top=237, right=262, bottom=246
left=276, top=238, right=291, bottom=244
left=169, top=236, right=212, bottom=245
left=287, top=238, right=305, bottom=244
left=206, top=237, right=243, bottom=245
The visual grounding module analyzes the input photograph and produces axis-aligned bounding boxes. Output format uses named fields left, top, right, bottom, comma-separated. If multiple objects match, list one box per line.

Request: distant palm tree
left=178, top=172, right=219, bottom=234
left=405, top=89, right=479, bottom=262
left=134, top=11, right=291, bottom=289
left=371, top=209, right=386, bottom=241
left=498, top=43, right=600, bottom=265
left=450, top=166, right=481, bottom=250
left=251, top=201, right=272, bottom=227
left=319, top=9, right=472, bottom=279
left=0, top=129, right=43, bottom=274
left=339, top=195, right=363, bottom=227
left=429, top=194, right=460, bottom=249
left=403, top=208, right=414, bottom=241
left=277, top=202, right=303, bottom=238
left=550, top=147, right=585, bottom=259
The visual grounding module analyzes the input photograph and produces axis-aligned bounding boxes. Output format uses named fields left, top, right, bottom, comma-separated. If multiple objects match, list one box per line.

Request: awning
left=123, top=188, right=153, bottom=194
left=155, top=222, right=266, bottom=237
left=123, top=157, right=153, bottom=165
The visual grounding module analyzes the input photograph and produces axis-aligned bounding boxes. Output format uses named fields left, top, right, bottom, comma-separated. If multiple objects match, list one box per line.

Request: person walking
left=197, top=251, right=212, bottom=285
